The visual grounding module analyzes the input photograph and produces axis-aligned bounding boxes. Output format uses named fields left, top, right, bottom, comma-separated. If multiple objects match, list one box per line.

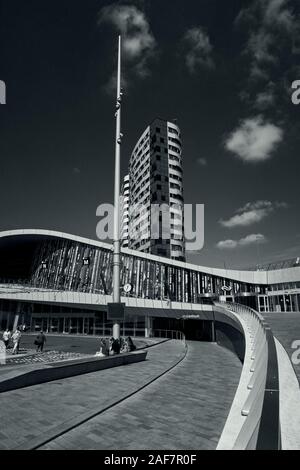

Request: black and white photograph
left=0, top=0, right=300, bottom=457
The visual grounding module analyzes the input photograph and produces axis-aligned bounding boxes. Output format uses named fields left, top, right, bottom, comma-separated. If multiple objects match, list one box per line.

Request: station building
left=0, top=230, right=299, bottom=340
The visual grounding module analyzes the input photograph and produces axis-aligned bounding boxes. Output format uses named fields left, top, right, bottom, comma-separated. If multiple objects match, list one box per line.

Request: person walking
left=35, top=331, right=46, bottom=353
left=2, top=329, right=11, bottom=349
left=12, top=329, right=21, bottom=355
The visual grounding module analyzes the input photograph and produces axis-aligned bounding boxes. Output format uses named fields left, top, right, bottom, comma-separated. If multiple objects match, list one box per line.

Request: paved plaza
left=41, top=342, right=241, bottom=450
left=0, top=339, right=241, bottom=450
left=4, top=334, right=152, bottom=356
left=1, top=334, right=153, bottom=367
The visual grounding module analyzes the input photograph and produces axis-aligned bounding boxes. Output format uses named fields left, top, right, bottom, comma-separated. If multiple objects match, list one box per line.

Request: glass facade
left=0, top=300, right=146, bottom=337
left=26, top=237, right=266, bottom=304
left=267, top=293, right=300, bottom=313
left=0, top=233, right=299, bottom=333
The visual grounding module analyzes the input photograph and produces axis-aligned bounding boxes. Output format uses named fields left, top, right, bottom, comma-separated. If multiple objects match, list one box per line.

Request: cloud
left=98, top=3, right=156, bottom=88
left=220, top=200, right=288, bottom=228
left=264, top=0, right=296, bottom=29
left=216, top=239, right=238, bottom=250
left=239, top=233, right=267, bottom=246
left=217, top=233, right=267, bottom=250
left=235, top=0, right=300, bottom=113
left=237, top=0, right=300, bottom=82
left=72, top=167, right=81, bottom=175
left=254, top=82, right=276, bottom=109
left=183, top=27, right=214, bottom=73
left=225, top=116, right=283, bottom=162
left=197, top=157, right=207, bottom=166
left=255, top=90, right=275, bottom=109
left=103, top=73, right=129, bottom=96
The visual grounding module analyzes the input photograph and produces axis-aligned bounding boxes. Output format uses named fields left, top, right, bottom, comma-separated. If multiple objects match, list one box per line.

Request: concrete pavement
left=0, top=340, right=241, bottom=450
left=41, top=342, right=241, bottom=450
left=0, top=340, right=185, bottom=449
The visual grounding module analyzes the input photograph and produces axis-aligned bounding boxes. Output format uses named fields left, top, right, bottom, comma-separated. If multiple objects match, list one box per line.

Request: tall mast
left=112, top=35, right=123, bottom=340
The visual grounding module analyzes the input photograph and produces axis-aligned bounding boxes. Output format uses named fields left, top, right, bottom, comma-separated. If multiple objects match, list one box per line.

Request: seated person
left=126, top=336, right=136, bottom=352
left=96, top=339, right=106, bottom=357
left=111, top=338, right=121, bottom=355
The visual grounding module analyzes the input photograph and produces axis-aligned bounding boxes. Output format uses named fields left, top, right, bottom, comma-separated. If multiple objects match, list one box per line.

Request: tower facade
left=126, top=118, right=185, bottom=262
left=121, top=174, right=130, bottom=248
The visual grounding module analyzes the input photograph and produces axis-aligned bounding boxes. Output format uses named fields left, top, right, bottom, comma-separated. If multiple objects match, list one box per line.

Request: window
left=156, top=127, right=161, bottom=133
left=170, top=193, right=183, bottom=202
left=169, top=136, right=181, bottom=147
left=157, top=249, right=167, bottom=256
left=171, top=212, right=182, bottom=221
left=160, top=137, right=165, bottom=143
left=171, top=245, right=182, bottom=252
left=169, top=145, right=180, bottom=154
left=168, top=127, right=179, bottom=136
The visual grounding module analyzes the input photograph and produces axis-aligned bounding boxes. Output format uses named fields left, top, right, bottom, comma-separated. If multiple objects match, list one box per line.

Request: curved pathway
left=41, top=342, right=241, bottom=450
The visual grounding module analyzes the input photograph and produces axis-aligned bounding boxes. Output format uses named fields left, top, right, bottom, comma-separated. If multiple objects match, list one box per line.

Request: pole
left=257, top=235, right=261, bottom=268
left=112, top=35, right=122, bottom=340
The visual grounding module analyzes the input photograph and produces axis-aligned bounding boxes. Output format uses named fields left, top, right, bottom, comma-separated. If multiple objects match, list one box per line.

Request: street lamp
left=108, top=36, right=125, bottom=340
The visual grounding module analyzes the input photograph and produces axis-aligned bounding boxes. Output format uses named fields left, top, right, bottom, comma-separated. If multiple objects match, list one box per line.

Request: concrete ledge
left=0, top=351, right=147, bottom=394
left=216, top=302, right=281, bottom=450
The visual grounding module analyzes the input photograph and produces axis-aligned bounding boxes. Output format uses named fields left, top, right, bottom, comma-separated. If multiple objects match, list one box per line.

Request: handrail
left=215, top=301, right=281, bottom=450
left=150, top=329, right=186, bottom=347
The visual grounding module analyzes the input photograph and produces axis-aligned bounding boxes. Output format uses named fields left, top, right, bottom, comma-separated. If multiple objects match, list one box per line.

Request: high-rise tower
left=126, top=118, right=185, bottom=262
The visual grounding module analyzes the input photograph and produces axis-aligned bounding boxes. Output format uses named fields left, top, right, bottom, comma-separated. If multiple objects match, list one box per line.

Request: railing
left=215, top=301, right=281, bottom=450
left=0, top=281, right=62, bottom=293
left=150, top=329, right=186, bottom=347
left=0, top=280, right=102, bottom=293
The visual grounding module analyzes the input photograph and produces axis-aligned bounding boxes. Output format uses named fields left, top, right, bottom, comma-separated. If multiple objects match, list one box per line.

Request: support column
left=145, top=316, right=152, bottom=338
left=211, top=320, right=216, bottom=343
left=6, top=312, right=10, bottom=330
left=13, top=303, right=22, bottom=331
left=13, top=315, right=19, bottom=331
left=113, top=322, right=121, bottom=340
left=283, top=295, right=286, bottom=312
left=211, top=311, right=216, bottom=343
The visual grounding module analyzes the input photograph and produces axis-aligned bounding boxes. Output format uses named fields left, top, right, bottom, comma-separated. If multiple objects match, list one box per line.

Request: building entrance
left=31, top=316, right=94, bottom=335
left=182, top=319, right=213, bottom=341
left=152, top=317, right=213, bottom=342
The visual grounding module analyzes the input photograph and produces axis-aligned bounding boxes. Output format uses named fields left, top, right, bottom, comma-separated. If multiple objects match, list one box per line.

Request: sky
left=0, top=0, right=299, bottom=269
